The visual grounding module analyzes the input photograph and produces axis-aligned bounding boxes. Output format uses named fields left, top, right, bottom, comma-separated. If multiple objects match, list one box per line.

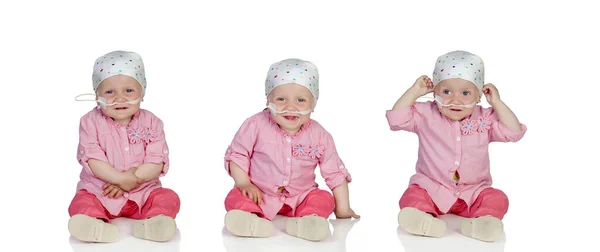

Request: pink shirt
left=386, top=101, right=527, bottom=213
left=76, top=108, right=170, bottom=216
left=224, top=110, right=352, bottom=220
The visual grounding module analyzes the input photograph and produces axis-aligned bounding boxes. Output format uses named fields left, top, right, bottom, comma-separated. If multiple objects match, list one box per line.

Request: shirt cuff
left=225, top=154, right=250, bottom=174
left=498, top=122, right=528, bottom=142
left=325, top=167, right=352, bottom=190
left=386, top=108, right=412, bottom=128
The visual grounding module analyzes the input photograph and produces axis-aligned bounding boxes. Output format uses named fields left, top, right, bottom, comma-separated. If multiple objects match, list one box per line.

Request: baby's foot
left=397, top=207, right=446, bottom=238
left=133, top=214, right=177, bottom=242
left=68, top=214, right=119, bottom=243
left=224, top=210, right=274, bottom=238
left=460, top=216, right=503, bottom=242
left=285, top=214, right=330, bottom=241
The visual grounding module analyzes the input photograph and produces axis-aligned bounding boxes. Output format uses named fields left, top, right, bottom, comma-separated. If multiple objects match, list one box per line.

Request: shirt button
left=286, top=137, right=291, bottom=143
left=283, top=180, right=288, bottom=185
left=121, top=128, right=126, bottom=132
left=287, top=158, right=291, bottom=163
left=123, top=192, right=129, bottom=198
left=125, top=147, right=129, bottom=151
left=339, top=165, right=345, bottom=169
left=456, top=137, right=461, bottom=141
left=455, top=161, right=459, bottom=165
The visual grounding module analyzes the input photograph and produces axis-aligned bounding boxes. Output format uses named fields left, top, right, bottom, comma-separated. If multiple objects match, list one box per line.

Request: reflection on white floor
left=69, top=218, right=181, bottom=252
left=397, top=214, right=505, bottom=252
left=65, top=211, right=506, bottom=251
left=222, top=216, right=360, bottom=252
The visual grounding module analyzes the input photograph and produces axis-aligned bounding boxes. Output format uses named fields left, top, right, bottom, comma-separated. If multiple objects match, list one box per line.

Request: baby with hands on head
left=223, top=58, right=359, bottom=242
left=387, top=50, right=527, bottom=242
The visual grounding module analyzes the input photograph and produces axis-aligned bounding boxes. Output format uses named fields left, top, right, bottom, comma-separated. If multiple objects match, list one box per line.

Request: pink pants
left=68, top=188, right=180, bottom=222
left=399, top=184, right=509, bottom=219
left=224, top=188, right=335, bottom=219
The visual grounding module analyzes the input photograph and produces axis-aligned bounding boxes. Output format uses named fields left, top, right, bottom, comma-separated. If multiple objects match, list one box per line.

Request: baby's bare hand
left=118, top=168, right=142, bottom=192
left=411, top=75, right=434, bottom=97
left=335, top=207, right=360, bottom=219
left=482, top=83, right=501, bottom=105
left=237, top=182, right=263, bottom=205
left=102, top=183, right=125, bottom=198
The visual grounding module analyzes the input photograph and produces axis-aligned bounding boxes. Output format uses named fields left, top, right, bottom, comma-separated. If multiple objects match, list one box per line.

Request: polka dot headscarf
left=92, top=50, right=147, bottom=96
left=432, top=50, right=485, bottom=95
left=264, top=58, right=320, bottom=107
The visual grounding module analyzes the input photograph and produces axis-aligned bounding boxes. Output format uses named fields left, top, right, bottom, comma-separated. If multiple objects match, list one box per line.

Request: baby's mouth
left=114, top=106, right=129, bottom=110
left=283, top=115, right=299, bottom=121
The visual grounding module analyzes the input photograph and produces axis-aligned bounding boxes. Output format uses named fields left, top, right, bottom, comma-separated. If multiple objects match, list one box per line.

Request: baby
left=68, top=51, right=180, bottom=243
left=387, top=50, right=527, bottom=242
left=223, top=58, right=359, bottom=241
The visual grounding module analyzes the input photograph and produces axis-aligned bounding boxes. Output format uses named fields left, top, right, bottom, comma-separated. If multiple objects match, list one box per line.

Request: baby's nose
left=114, top=93, right=127, bottom=102
left=282, top=103, right=296, bottom=110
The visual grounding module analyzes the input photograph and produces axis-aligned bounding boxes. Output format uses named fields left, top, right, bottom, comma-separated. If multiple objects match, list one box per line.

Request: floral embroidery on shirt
left=477, top=116, right=491, bottom=133
left=460, top=116, right=492, bottom=135
left=143, top=127, right=157, bottom=144
left=127, top=127, right=157, bottom=144
left=292, top=144, right=309, bottom=157
left=460, top=119, right=477, bottom=135
left=292, top=144, right=324, bottom=159
left=308, top=144, right=325, bottom=159
left=128, top=128, right=145, bottom=144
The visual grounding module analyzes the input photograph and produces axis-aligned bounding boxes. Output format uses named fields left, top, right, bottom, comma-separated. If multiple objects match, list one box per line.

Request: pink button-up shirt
left=76, top=108, right=170, bottom=216
left=386, top=101, right=527, bottom=213
left=224, top=110, right=352, bottom=220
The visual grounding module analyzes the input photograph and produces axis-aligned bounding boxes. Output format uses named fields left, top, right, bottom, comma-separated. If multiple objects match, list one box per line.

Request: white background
left=1, top=0, right=599, bottom=251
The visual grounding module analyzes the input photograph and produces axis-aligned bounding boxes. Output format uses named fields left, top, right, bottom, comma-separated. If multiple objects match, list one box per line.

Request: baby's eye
left=126, top=89, right=135, bottom=93
left=443, top=89, right=451, bottom=95
left=462, top=91, right=471, bottom=96
left=297, top=98, right=306, bottom=102
left=276, top=97, right=285, bottom=102
left=105, top=90, right=114, bottom=94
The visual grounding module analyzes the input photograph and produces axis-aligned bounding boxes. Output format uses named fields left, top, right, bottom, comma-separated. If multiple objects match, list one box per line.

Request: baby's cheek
left=300, top=114, right=311, bottom=123
left=464, top=108, right=476, bottom=116
left=273, top=115, right=286, bottom=125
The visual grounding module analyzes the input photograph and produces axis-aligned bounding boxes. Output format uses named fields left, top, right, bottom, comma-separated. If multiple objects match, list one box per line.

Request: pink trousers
left=68, top=188, right=180, bottom=222
left=224, top=188, right=335, bottom=219
left=399, top=184, right=509, bottom=219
